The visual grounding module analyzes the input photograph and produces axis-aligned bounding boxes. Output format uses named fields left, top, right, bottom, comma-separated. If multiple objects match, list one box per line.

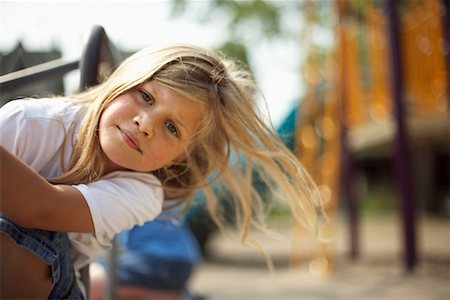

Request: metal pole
left=0, top=59, right=79, bottom=93
left=107, top=237, right=118, bottom=300
left=336, top=0, right=359, bottom=260
left=441, top=0, right=450, bottom=109
left=341, top=128, right=359, bottom=260
left=386, top=0, right=417, bottom=272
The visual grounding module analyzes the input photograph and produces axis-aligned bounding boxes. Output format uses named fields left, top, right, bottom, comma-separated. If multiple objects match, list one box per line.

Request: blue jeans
left=0, top=215, right=84, bottom=299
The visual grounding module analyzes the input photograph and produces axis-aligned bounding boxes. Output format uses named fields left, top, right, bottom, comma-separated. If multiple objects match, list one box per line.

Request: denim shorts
left=0, top=215, right=84, bottom=299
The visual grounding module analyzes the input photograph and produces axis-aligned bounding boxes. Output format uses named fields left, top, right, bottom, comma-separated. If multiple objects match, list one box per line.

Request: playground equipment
left=291, top=0, right=449, bottom=274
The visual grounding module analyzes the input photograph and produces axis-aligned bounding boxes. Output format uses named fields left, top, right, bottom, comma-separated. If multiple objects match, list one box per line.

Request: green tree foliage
left=170, top=0, right=302, bottom=68
left=171, top=0, right=289, bottom=38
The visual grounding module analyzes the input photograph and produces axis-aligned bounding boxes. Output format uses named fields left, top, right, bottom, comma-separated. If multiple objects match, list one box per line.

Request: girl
left=0, top=44, right=322, bottom=298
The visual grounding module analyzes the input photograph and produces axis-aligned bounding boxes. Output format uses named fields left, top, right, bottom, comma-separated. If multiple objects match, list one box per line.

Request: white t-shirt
left=0, top=98, right=164, bottom=270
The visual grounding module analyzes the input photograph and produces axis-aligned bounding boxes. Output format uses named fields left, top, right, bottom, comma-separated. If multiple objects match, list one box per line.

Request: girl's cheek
left=163, top=145, right=184, bottom=164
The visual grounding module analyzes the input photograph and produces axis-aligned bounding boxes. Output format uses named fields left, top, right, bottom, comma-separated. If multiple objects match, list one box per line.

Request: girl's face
left=98, top=80, right=204, bottom=173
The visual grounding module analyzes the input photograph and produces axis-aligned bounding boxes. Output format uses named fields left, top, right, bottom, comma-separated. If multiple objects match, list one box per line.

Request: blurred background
left=1, top=0, right=449, bottom=299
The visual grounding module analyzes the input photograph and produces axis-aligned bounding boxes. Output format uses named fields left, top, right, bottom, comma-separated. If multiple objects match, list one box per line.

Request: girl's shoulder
left=1, top=97, right=84, bottom=121
left=0, top=98, right=87, bottom=175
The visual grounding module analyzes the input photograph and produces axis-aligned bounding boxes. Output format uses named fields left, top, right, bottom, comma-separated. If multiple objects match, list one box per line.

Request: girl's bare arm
left=0, top=145, right=94, bottom=233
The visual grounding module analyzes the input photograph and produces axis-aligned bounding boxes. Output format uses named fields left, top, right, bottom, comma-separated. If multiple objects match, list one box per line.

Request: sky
left=0, top=0, right=305, bottom=126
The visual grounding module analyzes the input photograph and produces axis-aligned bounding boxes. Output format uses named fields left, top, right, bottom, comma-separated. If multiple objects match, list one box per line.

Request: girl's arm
left=0, top=145, right=94, bottom=233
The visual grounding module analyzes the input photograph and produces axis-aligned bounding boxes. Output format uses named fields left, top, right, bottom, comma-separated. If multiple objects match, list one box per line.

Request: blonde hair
left=52, top=44, right=323, bottom=261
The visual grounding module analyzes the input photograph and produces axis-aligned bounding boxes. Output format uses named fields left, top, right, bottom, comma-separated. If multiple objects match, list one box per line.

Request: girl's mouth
left=118, top=126, right=142, bottom=153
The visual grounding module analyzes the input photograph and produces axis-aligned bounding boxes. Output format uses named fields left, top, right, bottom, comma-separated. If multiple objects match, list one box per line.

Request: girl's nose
left=134, top=115, right=155, bottom=139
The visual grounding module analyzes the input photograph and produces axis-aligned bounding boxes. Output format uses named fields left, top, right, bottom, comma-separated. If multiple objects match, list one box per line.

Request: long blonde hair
left=53, top=44, right=323, bottom=259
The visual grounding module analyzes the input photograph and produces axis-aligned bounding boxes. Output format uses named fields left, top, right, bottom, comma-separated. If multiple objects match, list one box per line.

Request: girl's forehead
left=145, top=79, right=205, bottom=105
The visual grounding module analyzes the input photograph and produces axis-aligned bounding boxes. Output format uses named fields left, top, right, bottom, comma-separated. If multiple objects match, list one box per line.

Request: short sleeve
left=0, top=100, right=27, bottom=156
left=73, top=171, right=164, bottom=248
left=0, top=99, right=72, bottom=175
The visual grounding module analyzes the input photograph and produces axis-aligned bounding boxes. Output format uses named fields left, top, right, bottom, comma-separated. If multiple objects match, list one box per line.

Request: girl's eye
left=165, top=121, right=179, bottom=137
left=139, top=90, right=154, bottom=105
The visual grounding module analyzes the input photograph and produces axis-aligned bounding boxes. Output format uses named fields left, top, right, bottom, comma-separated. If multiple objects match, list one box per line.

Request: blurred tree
left=171, top=0, right=289, bottom=38
left=170, top=0, right=303, bottom=69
